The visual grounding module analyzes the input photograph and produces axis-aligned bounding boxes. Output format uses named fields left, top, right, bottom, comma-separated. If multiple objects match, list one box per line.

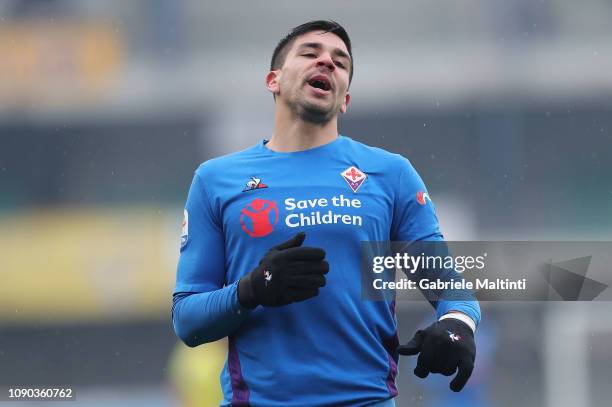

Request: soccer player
left=172, top=20, right=480, bottom=407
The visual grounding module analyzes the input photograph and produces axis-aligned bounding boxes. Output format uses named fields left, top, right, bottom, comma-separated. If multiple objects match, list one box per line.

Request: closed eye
left=302, top=53, right=317, bottom=58
left=334, top=60, right=346, bottom=69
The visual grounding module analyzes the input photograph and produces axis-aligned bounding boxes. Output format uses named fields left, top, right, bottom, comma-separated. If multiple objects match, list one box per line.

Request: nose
left=316, top=54, right=335, bottom=72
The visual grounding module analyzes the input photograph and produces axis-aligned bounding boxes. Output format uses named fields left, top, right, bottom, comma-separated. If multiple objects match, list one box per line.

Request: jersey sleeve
left=175, top=170, right=225, bottom=293
left=390, top=158, right=441, bottom=242
left=172, top=170, right=250, bottom=346
left=391, top=159, right=481, bottom=326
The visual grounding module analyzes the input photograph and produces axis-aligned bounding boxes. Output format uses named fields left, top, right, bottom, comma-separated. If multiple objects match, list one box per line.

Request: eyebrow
left=296, top=42, right=351, bottom=62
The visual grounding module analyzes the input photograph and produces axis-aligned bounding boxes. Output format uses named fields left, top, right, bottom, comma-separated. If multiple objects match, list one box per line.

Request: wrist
left=237, top=274, right=258, bottom=309
left=439, top=312, right=476, bottom=333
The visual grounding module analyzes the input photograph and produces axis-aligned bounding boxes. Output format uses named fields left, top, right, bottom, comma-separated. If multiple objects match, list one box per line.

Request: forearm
left=172, top=281, right=250, bottom=347
left=421, top=265, right=481, bottom=327
left=422, top=247, right=481, bottom=325
left=404, top=238, right=481, bottom=326
left=424, top=252, right=481, bottom=326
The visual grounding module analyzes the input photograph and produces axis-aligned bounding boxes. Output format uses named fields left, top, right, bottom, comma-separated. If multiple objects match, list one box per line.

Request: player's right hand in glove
left=237, top=232, right=329, bottom=308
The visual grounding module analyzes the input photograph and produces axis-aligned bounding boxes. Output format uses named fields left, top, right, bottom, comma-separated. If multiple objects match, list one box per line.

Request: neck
left=267, top=101, right=339, bottom=152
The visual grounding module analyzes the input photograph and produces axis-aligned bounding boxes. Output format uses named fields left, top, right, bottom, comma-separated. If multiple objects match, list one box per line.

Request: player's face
left=267, top=31, right=351, bottom=124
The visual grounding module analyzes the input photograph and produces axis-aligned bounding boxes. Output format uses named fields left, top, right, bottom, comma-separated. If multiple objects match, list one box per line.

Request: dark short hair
left=270, top=20, right=353, bottom=84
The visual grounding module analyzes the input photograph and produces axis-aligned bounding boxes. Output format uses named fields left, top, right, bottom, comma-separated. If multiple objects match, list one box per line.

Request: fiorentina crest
left=341, top=166, right=367, bottom=193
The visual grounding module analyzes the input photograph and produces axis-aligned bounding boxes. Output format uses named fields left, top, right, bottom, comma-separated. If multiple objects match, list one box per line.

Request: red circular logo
left=240, top=198, right=278, bottom=237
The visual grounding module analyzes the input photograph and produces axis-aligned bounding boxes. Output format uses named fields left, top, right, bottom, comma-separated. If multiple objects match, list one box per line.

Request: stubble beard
left=296, top=101, right=336, bottom=124
left=286, top=86, right=339, bottom=125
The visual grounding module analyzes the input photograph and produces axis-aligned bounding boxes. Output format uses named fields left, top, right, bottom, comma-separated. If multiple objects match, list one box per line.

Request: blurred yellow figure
left=168, top=339, right=227, bottom=407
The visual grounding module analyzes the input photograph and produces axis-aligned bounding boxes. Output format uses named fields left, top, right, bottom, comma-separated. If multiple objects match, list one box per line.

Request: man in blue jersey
left=172, top=20, right=480, bottom=406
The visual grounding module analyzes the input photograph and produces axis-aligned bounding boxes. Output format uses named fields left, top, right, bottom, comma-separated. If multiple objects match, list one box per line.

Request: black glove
left=397, top=318, right=476, bottom=392
left=238, top=232, right=329, bottom=308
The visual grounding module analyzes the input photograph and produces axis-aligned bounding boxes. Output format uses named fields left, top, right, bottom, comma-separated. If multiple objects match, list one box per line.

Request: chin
left=298, top=103, right=336, bottom=124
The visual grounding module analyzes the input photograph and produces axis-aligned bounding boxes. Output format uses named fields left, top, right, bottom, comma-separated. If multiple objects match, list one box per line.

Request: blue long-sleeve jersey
left=172, top=135, right=480, bottom=406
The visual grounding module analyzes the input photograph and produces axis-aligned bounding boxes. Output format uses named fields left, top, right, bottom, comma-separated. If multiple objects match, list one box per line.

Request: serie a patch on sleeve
left=181, top=209, right=189, bottom=248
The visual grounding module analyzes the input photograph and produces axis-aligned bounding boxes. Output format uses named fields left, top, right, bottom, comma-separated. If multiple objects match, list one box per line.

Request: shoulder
left=194, top=143, right=262, bottom=179
left=341, top=135, right=416, bottom=176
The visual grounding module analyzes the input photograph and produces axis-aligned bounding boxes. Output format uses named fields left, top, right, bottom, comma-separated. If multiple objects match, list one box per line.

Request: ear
left=266, top=70, right=280, bottom=95
left=340, top=92, right=351, bottom=114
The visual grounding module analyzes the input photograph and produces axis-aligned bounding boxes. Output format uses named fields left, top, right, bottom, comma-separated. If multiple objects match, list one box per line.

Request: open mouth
left=307, top=75, right=332, bottom=92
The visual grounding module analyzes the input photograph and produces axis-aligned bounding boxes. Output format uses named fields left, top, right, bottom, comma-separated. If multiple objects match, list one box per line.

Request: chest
left=217, top=165, right=395, bottom=244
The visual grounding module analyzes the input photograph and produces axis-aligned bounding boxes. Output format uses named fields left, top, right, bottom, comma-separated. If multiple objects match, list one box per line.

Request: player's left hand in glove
left=397, top=318, right=475, bottom=392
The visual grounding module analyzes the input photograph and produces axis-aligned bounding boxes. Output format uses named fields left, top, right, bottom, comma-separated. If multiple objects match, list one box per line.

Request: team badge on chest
left=341, top=166, right=367, bottom=193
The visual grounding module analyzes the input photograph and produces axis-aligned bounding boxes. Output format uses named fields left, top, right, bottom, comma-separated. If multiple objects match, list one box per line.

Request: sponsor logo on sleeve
left=416, top=191, right=431, bottom=205
left=181, top=209, right=189, bottom=248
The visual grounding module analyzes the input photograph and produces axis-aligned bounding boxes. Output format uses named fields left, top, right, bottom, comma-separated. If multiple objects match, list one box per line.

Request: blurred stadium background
left=1, top=1, right=611, bottom=406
